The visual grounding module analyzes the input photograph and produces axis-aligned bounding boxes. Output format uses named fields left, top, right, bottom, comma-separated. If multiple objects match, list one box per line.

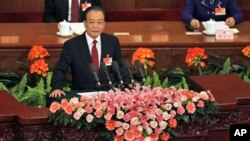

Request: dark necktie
left=91, top=40, right=99, bottom=71
left=71, top=0, right=79, bottom=22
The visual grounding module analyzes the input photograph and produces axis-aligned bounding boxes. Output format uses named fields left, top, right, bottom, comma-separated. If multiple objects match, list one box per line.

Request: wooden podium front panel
left=189, top=74, right=250, bottom=108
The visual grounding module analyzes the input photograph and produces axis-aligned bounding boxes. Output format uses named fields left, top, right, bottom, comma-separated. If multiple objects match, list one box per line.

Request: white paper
left=77, top=91, right=106, bottom=96
left=185, top=31, right=202, bottom=35
left=202, top=21, right=229, bottom=30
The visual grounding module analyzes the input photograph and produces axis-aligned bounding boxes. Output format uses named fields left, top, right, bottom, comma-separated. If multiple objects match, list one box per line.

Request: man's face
left=84, top=11, right=105, bottom=39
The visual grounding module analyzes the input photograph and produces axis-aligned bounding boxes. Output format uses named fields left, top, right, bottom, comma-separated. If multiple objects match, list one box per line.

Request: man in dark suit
left=50, top=6, right=122, bottom=97
left=181, top=0, right=244, bottom=29
left=44, top=0, right=102, bottom=22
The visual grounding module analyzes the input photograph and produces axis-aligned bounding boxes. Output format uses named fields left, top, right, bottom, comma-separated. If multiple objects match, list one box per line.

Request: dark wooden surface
left=189, top=74, right=250, bottom=110
left=0, top=21, right=250, bottom=72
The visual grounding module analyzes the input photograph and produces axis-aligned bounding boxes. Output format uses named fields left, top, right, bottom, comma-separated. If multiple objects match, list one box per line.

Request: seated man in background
left=50, top=6, right=122, bottom=97
left=181, top=0, right=244, bottom=29
left=44, top=0, right=102, bottom=22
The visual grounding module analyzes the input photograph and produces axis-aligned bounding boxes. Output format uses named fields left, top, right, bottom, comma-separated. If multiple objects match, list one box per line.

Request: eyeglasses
left=86, top=20, right=105, bottom=26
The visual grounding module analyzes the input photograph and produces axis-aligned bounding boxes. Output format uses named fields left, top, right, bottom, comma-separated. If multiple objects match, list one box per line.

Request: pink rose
left=73, top=112, right=81, bottom=120
left=94, top=110, right=103, bottom=118
left=210, top=95, right=215, bottom=102
left=197, top=100, right=205, bottom=108
left=123, top=113, right=131, bottom=122
left=199, top=91, right=209, bottom=100
left=63, top=104, right=73, bottom=115
left=115, top=121, right=122, bottom=128
left=155, top=108, right=163, bottom=116
left=85, top=106, right=93, bottom=113
left=150, top=120, right=158, bottom=129
left=104, top=113, right=112, bottom=120
left=154, top=128, right=162, bottom=135
left=159, top=121, right=168, bottom=130
left=86, top=114, right=94, bottom=123
left=116, top=127, right=124, bottom=136
left=122, top=123, right=130, bottom=130
left=170, top=110, right=176, bottom=118
left=116, top=111, right=124, bottom=119
left=186, top=102, right=196, bottom=114
left=49, top=102, right=61, bottom=113
left=177, top=106, right=185, bottom=115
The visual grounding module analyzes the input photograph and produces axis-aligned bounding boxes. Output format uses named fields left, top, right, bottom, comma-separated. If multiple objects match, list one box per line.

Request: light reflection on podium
left=203, top=36, right=215, bottom=42
left=151, top=34, right=169, bottom=42
left=0, top=36, right=19, bottom=44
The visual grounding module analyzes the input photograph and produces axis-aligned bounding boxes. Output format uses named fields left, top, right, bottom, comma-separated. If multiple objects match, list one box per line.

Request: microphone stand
left=134, top=60, right=146, bottom=84
left=88, top=63, right=101, bottom=90
left=112, top=61, right=124, bottom=89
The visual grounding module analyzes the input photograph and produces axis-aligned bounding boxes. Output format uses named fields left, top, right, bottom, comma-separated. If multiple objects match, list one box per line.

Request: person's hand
left=49, top=89, right=66, bottom=97
left=190, top=19, right=200, bottom=29
left=225, top=17, right=236, bottom=27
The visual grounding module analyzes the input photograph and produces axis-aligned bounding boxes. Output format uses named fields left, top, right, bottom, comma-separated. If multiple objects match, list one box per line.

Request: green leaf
left=180, top=115, right=190, bottom=124
left=243, top=74, right=250, bottom=83
left=76, top=122, right=82, bottom=129
left=0, top=82, right=9, bottom=92
left=181, top=77, right=189, bottom=89
left=144, top=75, right=152, bottom=86
left=219, top=57, right=231, bottom=74
left=161, top=77, right=169, bottom=88
left=152, top=71, right=161, bottom=87
left=45, top=72, right=52, bottom=93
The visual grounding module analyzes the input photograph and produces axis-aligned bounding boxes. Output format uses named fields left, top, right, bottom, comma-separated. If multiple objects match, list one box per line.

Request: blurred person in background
left=44, top=0, right=102, bottom=22
left=181, top=0, right=244, bottom=29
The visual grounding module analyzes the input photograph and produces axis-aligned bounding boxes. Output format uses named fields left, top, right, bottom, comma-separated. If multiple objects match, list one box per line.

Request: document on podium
left=202, top=21, right=229, bottom=30
left=77, top=91, right=106, bottom=96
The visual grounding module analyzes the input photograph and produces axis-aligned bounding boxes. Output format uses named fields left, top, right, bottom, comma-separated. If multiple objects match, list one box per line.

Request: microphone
left=122, top=60, right=134, bottom=84
left=88, top=63, right=101, bottom=88
left=100, top=62, right=112, bottom=87
left=134, top=60, right=145, bottom=83
left=112, top=61, right=123, bottom=85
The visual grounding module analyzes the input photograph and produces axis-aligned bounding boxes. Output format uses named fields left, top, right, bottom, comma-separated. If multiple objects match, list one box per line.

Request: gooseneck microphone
left=88, top=63, right=101, bottom=88
left=122, top=60, right=134, bottom=84
left=100, top=62, right=112, bottom=87
left=134, top=60, right=145, bottom=83
left=112, top=61, right=124, bottom=85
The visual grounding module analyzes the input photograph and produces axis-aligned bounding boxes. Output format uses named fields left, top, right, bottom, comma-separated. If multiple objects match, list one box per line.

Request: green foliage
left=0, top=71, right=71, bottom=107
left=219, top=57, right=231, bottom=74
left=45, top=72, right=52, bottom=93
left=193, top=52, right=250, bottom=84
left=0, top=82, right=9, bottom=92
left=175, top=100, right=219, bottom=125
left=10, top=73, right=28, bottom=100
left=143, top=69, right=189, bottom=89
left=0, top=72, right=49, bottom=107
left=7, top=73, right=48, bottom=107
left=0, top=72, right=21, bottom=87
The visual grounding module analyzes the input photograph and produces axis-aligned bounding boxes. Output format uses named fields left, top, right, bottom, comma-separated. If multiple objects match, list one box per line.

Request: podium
left=1, top=74, right=250, bottom=141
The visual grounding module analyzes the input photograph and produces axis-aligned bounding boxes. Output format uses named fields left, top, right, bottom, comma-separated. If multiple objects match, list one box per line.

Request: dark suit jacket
left=182, top=0, right=244, bottom=25
left=44, top=0, right=102, bottom=22
left=51, top=33, right=122, bottom=91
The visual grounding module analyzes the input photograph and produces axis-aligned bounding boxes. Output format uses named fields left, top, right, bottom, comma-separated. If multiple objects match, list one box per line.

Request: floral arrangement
left=242, top=45, right=250, bottom=57
left=184, top=46, right=250, bottom=83
left=185, top=47, right=208, bottom=68
left=49, top=86, right=218, bottom=141
left=0, top=45, right=52, bottom=107
left=132, top=47, right=155, bottom=69
left=28, top=45, right=49, bottom=77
